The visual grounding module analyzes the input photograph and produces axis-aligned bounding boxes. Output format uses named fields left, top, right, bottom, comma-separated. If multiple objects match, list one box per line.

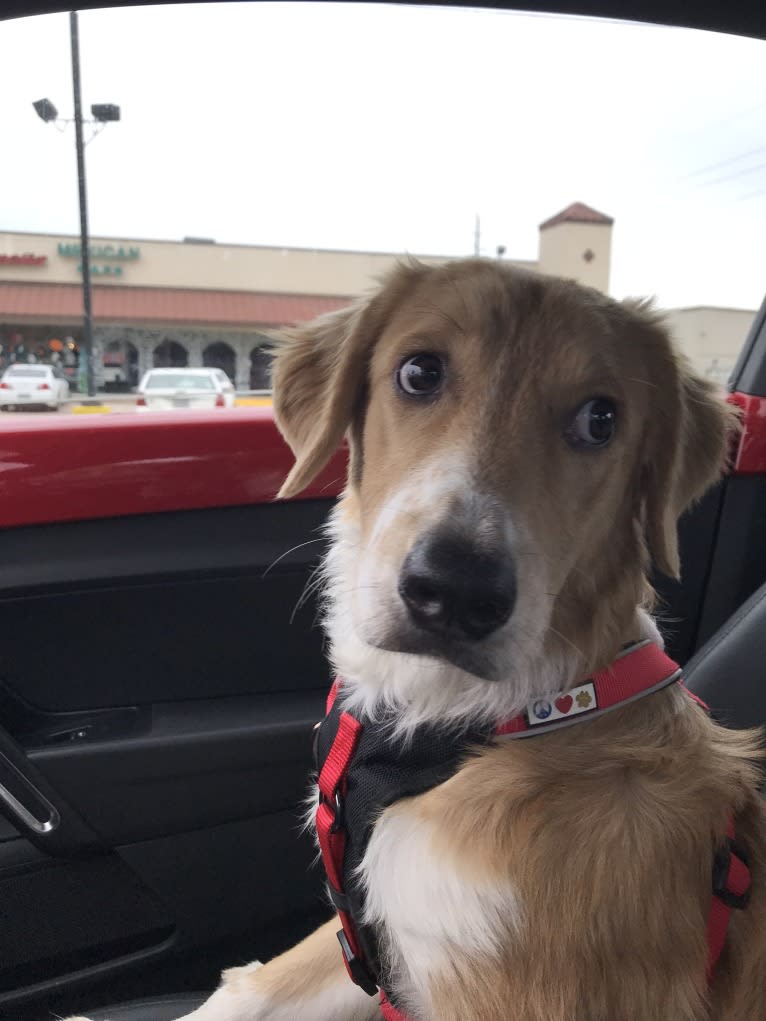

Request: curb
left=71, top=403, right=111, bottom=415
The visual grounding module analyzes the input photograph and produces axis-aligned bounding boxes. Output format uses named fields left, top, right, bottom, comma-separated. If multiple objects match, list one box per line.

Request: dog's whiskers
left=289, top=564, right=327, bottom=624
left=262, top=537, right=325, bottom=578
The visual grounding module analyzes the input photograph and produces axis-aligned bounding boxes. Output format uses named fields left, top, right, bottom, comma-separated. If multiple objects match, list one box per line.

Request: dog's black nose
left=398, top=534, right=516, bottom=641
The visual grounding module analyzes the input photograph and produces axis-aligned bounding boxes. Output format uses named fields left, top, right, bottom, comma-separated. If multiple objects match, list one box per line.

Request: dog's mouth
left=370, top=619, right=504, bottom=681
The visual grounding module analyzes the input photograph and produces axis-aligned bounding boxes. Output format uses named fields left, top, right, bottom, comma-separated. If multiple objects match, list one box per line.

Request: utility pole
left=474, top=214, right=481, bottom=257
left=35, top=13, right=119, bottom=400
left=70, top=10, right=95, bottom=399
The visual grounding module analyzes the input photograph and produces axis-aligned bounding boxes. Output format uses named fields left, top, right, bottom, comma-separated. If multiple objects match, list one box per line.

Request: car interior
left=1, top=2, right=765, bottom=1020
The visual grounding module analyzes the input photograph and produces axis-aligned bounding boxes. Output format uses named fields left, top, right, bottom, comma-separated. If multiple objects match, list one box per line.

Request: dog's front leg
left=66, top=919, right=381, bottom=1021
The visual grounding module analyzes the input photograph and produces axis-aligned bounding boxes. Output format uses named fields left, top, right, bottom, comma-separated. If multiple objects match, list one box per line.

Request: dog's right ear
left=271, top=260, right=427, bottom=499
left=624, top=301, right=738, bottom=579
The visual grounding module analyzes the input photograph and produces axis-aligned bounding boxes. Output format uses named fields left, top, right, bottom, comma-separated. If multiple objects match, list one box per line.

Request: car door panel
left=0, top=849, right=174, bottom=996
left=0, top=502, right=331, bottom=711
left=0, top=500, right=333, bottom=1016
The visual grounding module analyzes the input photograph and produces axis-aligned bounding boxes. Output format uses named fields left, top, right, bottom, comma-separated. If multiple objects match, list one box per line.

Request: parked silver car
left=136, top=368, right=236, bottom=411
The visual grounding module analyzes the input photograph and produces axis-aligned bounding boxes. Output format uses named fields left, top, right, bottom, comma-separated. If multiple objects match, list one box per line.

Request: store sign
left=58, top=242, right=140, bottom=279
left=81, top=263, right=126, bottom=277
left=58, top=243, right=140, bottom=260
left=0, top=253, right=47, bottom=266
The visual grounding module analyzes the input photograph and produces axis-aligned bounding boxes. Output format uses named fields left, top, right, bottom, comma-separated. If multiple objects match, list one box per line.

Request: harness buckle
left=337, top=928, right=379, bottom=997
left=329, top=789, right=345, bottom=833
left=712, top=836, right=751, bottom=910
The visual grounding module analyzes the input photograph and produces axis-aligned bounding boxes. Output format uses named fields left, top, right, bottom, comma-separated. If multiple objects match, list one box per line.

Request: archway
left=250, top=345, right=273, bottom=390
left=153, top=339, right=188, bottom=368
left=203, top=341, right=235, bottom=383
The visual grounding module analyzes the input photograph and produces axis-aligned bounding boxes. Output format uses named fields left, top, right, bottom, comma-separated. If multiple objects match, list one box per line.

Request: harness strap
left=380, top=990, right=410, bottom=1021
left=707, top=814, right=751, bottom=982
left=326, top=678, right=340, bottom=714
left=676, top=690, right=752, bottom=982
left=315, top=709, right=367, bottom=980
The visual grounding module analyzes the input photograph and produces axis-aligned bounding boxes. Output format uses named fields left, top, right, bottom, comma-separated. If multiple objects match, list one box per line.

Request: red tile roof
left=0, top=282, right=352, bottom=328
left=539, top=202, right=614, bottom=230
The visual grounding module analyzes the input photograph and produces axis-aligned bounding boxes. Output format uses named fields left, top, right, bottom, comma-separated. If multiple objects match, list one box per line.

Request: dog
left=69, top=259, right=766, bottom=1021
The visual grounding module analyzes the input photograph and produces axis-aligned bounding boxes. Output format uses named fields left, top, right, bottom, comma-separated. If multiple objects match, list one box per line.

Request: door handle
left=0, top=723, right=102, bottom=856
left=0, top=750, right=60, bottom=834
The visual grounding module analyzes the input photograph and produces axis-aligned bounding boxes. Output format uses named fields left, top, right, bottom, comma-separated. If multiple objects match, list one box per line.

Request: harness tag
left=526, top=681, right=597, bottom=726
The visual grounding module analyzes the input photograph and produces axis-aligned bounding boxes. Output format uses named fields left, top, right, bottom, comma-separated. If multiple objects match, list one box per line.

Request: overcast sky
left=2, top=2, right=765, bottom=309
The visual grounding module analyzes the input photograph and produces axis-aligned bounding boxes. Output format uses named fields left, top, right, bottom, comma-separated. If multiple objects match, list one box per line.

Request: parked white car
left=136, top=368, right=236, bottom=411
left=0, top=364, right=71, bottom=411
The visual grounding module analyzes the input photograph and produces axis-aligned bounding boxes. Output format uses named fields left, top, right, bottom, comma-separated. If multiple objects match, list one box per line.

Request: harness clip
left=337, top=928, right=379, bottom=997
left=318, top=786, right=345, bottom=834
left=330, top=789, right=345, bottom=833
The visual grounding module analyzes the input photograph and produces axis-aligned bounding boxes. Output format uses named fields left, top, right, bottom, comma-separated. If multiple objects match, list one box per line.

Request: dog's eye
left=396, top=353, right=445, bottom=397
left=566, top=398, right=617, bottom=448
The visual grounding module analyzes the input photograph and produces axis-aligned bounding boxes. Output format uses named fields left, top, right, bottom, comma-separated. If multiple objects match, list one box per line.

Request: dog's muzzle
left=398, top=532, right=516, bottom=642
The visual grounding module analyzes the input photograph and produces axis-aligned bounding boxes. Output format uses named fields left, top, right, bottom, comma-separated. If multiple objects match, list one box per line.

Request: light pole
left=33, top=10, right=120, bottom=400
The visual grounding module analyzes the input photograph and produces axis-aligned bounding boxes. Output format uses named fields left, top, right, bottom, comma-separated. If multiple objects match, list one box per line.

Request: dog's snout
left=398, top=534, right=516, bottom=642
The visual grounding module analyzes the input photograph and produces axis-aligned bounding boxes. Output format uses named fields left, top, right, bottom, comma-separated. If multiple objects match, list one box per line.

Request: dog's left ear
left=271, top=260, right=427, bottom=499
left=628, top=303, right=739, bottom=579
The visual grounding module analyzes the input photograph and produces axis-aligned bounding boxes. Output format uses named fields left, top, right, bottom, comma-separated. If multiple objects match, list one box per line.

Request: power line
left=682, top=100, right=766, bottom=143
left=694, top=161, right=766, bottom=190
left=683, top=144, right=766, bottom=181
left=736, top=187, right=766, bottom=202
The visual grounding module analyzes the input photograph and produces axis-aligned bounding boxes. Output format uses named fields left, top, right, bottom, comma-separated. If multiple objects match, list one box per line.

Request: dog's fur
left=70, top=260, right=766, bottom=1021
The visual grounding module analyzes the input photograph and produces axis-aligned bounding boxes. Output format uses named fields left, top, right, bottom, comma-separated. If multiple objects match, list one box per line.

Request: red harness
left=315, top=643, right=751, bottom=1020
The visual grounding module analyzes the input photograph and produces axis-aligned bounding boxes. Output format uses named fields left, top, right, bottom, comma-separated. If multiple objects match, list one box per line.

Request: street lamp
left=91, top=104, right=120, bottom=123
left=32, top=11, right=120, bottom=400
left=32, top=98, right=58, bottom=123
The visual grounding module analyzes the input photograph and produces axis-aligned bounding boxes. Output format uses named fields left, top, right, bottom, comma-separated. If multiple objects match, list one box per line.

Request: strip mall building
left=0, top=203, right=755, bottom=390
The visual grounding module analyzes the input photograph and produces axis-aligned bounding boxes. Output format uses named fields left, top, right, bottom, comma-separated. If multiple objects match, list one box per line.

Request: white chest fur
left=358, top=806, right=523, bottom=1017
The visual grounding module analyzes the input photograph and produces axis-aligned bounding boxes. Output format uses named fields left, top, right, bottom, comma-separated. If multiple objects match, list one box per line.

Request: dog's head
left=272, top=260, right=735, bottom=723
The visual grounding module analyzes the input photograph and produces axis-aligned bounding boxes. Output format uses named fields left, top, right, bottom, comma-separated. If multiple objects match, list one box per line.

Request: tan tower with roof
left=538, top=202, right=614, bottom=293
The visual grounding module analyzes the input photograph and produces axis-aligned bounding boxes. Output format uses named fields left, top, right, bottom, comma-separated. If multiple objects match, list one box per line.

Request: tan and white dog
left=71, top=260, right=766, bottom=1021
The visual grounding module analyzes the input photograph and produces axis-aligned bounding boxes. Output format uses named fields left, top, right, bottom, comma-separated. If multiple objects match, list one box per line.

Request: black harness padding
left=315, top=700, right=490, bottom=992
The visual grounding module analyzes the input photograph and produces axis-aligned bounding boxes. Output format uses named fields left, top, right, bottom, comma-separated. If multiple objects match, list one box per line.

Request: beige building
left=664, top=306, right=757, bottom=385
left=0, top=200, right=612, bottom=296
left=2, top=201, right=753, bottom=389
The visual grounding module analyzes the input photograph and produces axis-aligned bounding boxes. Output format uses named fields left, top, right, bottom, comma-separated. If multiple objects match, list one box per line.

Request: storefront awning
left=0, top=282, right=351, bottom=328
